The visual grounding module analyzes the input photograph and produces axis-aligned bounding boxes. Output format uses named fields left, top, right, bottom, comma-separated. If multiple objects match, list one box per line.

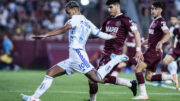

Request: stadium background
left=0, top=0, right=180, bottom=101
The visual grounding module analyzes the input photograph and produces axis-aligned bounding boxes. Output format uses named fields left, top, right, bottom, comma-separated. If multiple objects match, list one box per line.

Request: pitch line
left=0, top=90, right=179, bottom=95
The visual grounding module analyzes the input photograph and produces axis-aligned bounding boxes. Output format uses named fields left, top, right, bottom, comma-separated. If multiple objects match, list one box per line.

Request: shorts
left=168, top=48, right=180, bottom=60
left=57, top=48, right=95, bottom=75
left=143, top=49, right=162, bottom=72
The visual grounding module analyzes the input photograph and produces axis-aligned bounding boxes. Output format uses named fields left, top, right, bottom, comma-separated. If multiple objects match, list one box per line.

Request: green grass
left=0, top=70, right=180, bottom=101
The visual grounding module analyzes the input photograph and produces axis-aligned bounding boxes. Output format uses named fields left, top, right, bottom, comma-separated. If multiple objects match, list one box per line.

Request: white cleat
left=132, top=95, right=149, bottom=100
left=172, top=74, right=179, bottom=90
left=20, top=93, right=41, bottom=101
left=110, top=54, right=129, bottom=62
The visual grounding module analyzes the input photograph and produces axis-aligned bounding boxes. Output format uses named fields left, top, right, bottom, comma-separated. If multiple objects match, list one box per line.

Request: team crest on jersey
left=107, top=21, right=111, bottom=25
left=116, top=21, right=121, bottom=26
left=150, top=21, right=157, bottom=29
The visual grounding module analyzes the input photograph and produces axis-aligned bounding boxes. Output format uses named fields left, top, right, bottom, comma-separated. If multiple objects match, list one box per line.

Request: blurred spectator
left=0, top=35, right=14, bottom=70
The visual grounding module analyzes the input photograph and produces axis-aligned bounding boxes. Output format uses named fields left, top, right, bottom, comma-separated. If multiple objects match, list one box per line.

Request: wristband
left=136, top=47, right=141, bottom=51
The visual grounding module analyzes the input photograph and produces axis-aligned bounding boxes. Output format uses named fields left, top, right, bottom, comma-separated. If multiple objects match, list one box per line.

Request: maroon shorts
left=143, top=49, right=162, bottom=72
left=125, top=55, right=137, bottom=67
left=168, top=48, right=180, bottom=60
left=96, top=53, right=119, bottom=77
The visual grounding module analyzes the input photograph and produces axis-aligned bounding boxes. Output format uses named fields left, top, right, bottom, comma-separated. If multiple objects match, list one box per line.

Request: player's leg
left=168, top=61, right=178, bottom=75
left=162, top=54, right=179, bottom=90
left=88, top=80, right=98, bottom=101
left=133, top=61, right=148, bottom=99
left=111, top=62, right=126, bottom=77
left=21, top=65, right=66, bottom=101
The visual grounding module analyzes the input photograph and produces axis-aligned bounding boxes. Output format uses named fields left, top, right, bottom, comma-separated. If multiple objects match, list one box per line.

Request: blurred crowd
left=0, top=0, right=69, bottom=40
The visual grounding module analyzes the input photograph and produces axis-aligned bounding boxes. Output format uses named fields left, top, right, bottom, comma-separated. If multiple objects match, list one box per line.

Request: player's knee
left=145, top=72, right=153, bottom=81
left=163, top=59, right=169, bottom=65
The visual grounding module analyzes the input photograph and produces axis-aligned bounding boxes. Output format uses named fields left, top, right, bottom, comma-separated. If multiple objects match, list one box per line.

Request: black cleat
left=129, top=80, right=137, bottom=96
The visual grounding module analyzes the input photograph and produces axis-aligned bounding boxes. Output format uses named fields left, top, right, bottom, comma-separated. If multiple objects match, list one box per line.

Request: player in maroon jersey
left=133, top=2, right=176, bottom=99
left=88, top=0, right=144, bottom=101
left=160, top=17, right=180, bottom=89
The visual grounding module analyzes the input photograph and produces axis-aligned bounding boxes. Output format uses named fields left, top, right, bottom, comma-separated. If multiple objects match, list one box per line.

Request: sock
left=104, top=76, right=116, bottom=84
left=97, top=56, right=123, bottom=80
left=168, top=61, right=178, bottom=75
left=90, top=94, right=96, bottom=101
left=32, top=75, right=54, bottom=98
left=151, top=74, right=162, bottom=81
left=139, top=84, right=148, bottom=96
left=115, top=78, right=132, bottom=87
left=89, top=83, right=98, bottom=101
left=162, top=73, right=173, bottom=81
left=136, top=72, right=145, bottom=84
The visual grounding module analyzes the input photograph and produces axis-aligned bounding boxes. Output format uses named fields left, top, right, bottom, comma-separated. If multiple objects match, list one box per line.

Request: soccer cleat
left=132, top=95, right=149, bottom=100
left=20, top=93, right=41, bottom=101
left=129, top=80, right=137, bottom=96
left=172, top=74, right=179, bottom=90
left=110, top=54, right=129, bottom=62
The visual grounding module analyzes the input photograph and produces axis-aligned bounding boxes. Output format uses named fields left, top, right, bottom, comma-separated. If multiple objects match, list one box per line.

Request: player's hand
left=135, top=51, right=144, bottom=63
left=156, top=42, right=162, bottom=52
left=32, top=35, right=47, bottom=40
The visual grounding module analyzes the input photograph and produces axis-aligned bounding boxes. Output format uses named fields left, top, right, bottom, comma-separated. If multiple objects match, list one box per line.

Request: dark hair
left=65, top=1, right=80, bottom=9
left=106, top=0, right=120, bottom=6
left=152, top=1, right=164, bottom=9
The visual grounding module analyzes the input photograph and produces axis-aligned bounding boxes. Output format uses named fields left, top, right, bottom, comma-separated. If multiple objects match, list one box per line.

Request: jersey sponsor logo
left=105, top=27, right=119, bottom=33
left=75, top=49, right=90, bottom=72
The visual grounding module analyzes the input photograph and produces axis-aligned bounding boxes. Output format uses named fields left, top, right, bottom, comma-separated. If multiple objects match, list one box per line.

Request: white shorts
left=57, top=48, right=95, bottom=75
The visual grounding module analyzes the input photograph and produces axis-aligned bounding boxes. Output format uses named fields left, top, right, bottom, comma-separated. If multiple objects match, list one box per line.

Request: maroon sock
left=136, top=72, right=145, bottom=84
left=89, top=82, right=98, bottom=94
left=151, top=74, right=162, bottom=81
left=104, top=76, right=116, bottom=84
left=161, top=65, right=168, bottom=72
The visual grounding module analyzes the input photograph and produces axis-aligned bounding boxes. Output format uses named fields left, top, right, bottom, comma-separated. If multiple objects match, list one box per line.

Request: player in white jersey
left=20, top=1, right=129, bottom=101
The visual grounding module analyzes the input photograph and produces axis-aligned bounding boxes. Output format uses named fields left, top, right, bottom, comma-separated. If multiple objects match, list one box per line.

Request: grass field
left=0, top=70, right=180, bottom=101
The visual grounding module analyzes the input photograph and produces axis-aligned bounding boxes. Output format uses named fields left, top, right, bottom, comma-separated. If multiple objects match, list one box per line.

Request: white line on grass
left=0, top=90, right=180, bottom=95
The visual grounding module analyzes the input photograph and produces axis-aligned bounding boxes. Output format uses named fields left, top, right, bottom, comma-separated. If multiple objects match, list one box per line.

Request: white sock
left=162, top=74, right=173, bottom=81
left=115, top=78, right=132, bottom=87
left=90, top=94, right=96, bottom=101
left=97, top=56, right=123, bottom=80
left=139, top=84, right=147, bottom=96
left=32, top=75, right=54, bottom=98
left=168, top=61, right=178, bottom=75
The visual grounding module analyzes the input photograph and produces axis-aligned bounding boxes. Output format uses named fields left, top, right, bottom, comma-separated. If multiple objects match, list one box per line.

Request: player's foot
left=110, top=54, right=129, bottom=62
left=132, top=95, right=149, bottom=100
left=172, top=74, right=179, bottom=90
left=129, top=80, right=137, bottom=96
left=20, top=93, right=41, bottom=101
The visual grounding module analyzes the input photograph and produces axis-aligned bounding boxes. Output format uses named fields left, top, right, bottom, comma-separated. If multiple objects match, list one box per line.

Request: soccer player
left=161, top=16, right=179, bottom=84
left=20, top=1, right=129, bottom=101
left=160, top=16, right=180, bottom=88
left=133, top=2, right=177, bottom=99
left=88, top=0, right=143, bottom=101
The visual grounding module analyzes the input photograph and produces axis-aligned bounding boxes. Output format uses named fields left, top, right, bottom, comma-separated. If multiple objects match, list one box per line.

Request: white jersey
left=66, top=15, right=100, bottom=49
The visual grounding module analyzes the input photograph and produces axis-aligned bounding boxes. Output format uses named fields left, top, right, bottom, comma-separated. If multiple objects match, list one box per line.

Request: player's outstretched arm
left=32, top=24, right=72, bottom=40
left=89, top=21, right=116, bottom=40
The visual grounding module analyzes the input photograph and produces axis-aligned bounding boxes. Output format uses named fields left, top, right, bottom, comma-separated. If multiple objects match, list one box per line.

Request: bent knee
left=163, top=59, right=169, bottom=65
left=145, top=73, right=153, bottom=81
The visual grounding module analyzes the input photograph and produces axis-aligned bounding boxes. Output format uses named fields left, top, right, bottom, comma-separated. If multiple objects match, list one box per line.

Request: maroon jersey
left=101, top=14, right=137, bottom=55
left=148, top=17, right=168, bottom=49
left=173, top=28, right=180, bottom=49
left=168, top=28, right=180, bottom=60
left=125, top=32, right=136, bottom=57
